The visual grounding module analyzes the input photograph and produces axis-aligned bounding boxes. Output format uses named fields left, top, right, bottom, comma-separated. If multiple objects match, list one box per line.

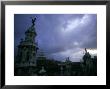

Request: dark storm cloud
left=15, top=14, right=97, bottom=62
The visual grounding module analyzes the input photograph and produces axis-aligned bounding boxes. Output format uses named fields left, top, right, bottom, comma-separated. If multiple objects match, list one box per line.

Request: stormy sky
left=14, top=14, right=97, bottom=62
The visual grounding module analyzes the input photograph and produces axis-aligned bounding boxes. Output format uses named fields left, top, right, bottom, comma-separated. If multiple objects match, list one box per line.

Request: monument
left=15, top=17, right=38, bottom=75
left=81, top=48, right=95, bottom=75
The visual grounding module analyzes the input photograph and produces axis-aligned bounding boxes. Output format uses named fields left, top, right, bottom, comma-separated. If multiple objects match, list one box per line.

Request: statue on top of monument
left=83, top=48, right=91, bottom=64
left=85, top=48, right=87, bottom=53
left=31, top=17, right=36, bottom=26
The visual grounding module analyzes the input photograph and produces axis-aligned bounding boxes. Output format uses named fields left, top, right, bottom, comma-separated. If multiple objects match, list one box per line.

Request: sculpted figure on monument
left=31, top=17, right=36, bottom=26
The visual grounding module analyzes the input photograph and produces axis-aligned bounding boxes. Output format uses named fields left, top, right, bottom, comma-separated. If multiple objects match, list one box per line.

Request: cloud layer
left=15, top=14, right=97, bottom=62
